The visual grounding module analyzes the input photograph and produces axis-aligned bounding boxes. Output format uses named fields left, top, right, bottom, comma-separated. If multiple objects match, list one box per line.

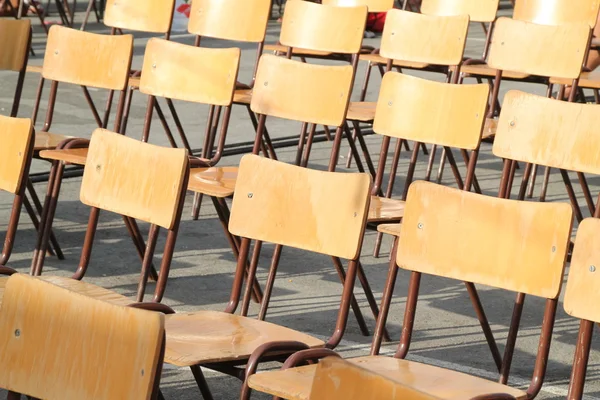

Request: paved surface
left=1, top=2, right=600, bottom=399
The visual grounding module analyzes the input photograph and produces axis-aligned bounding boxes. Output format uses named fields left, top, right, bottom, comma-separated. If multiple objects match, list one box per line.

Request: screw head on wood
left=590, top=265, right=596, bottom=273
left=248, top=193, right=253, bottom=198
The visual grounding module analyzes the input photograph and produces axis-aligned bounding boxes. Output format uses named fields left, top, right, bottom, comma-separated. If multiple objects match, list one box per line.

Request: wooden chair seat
left=233, top=88, right=253, bottom=105
left=164, top=310, right=324, bottom=367
left=265, top=43, right=333, bottom=57
left=25, top=64, right=42, bottom=74
left=40, top=147, right=89, bottom=165
left=460, top=64, right=530, bottom=80
left=482, top=118, right=497, bottom=139
left=368, top=196, right=405, bottom=223
left=128, top=75, right=141, bottom=88
left=35, top=131, right=73, bottom=151
left=188, top=166, right=238, bottom=197
left=248, top=356, right=527, bottom=400
left=550, top=70, right=600, bottom=90
left=359, top=53, right=430, bottom=70
left=376, top=223, right=401, bottom=237
left=347, top=102, right=376, bottom=122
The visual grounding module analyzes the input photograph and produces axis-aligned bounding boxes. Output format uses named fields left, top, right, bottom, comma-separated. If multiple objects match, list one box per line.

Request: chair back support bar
left=397, top=181, right=572, bottom=298
left=140, top=38, right=241, bottom=106
left=80, top=130, right=189, bottom=230
left=42, top=26, right=133, bottom=91
left=229, top=154, right=371, bottom=260
left=0, top=275, right=164, bottom=400
left=373, top=73, right=488, bottom=150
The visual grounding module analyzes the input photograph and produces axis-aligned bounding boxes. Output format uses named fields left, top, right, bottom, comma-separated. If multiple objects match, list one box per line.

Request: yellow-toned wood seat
left=248, top=356, right=527, bottom=400
left=34, top=131, right=73, bottom=152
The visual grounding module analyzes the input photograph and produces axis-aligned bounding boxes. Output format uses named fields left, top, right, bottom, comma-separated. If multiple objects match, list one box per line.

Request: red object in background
left=176, top=3, right=191, bottom=17
left=366, top=12, right=386, bottom=32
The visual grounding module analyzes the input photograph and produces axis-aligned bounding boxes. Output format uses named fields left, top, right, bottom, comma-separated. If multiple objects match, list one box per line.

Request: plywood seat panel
left=368, top=196, right=405, bottom=223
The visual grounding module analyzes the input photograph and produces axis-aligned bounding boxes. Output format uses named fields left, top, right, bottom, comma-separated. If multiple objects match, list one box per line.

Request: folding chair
left=564, top=218, right=600, bottom=399
left=0, top=274, right=165, bottom=400
left=26, top=129, right=189, bottom=303
left=248, top=180, right=573, bottom=400
left=0, top=116, right=34, bottom=269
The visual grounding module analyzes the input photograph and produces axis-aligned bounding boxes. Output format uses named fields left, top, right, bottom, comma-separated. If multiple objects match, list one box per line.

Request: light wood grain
left=514, top=0, right=600, bottom=27
left=34, top=131, right=72, bottom=151
left=0, top=116, right=33, bottom=194
left=493, top=91, right=600, bottom=175
left=322, top=0, right=393, bottom=12
left=0, top=274, right=164, bottom=400
left=397, top=181, right=572, bottom=299
left=264, top=43, right=333, bottom=57
left=248, top=355, right=527, bottom=400
left=373, top=73, right=488, bottom=150
left=80, top=129, right=188, bottom=230
left=359, top=53, right=430, bottom=70
left=188, top=0, right=270, bottom=42
left=460, top=63, right=530, bottom=79
left=550, top=69, right=600, bottom=88
left=487, top=17, right=590, bottom=79
left=380, top=9, right=469, bottom=66
left=347, top=101, right=377, bottom=122
left=229, top=155, right=371, bottom=260
left=188, top=166, right=238, bottom=198
left=0, top=19, right=30, bottom=72
left=421, top=0, right=499, bottom=23
left=104, top=0, right=175, bottom=33
left=140, top=38, right=240, bottom=106
left=40, top=148, right=89, bottom=165
left=42, top=26, right=133, bottom=91
left=564, top=218, right=600, bottom=322
left=309, top=357, right=441, bottom=400
left=368, top=196, right=405, bottom=222
left=165, top=310, right=324, bottom=366
left=377, top=223, right=402, bottom=236
left=279, top=0, right=367, bottom=54
left=38, top=276, right=133, bottom=306
left=251, top=54, right=354, bottom=127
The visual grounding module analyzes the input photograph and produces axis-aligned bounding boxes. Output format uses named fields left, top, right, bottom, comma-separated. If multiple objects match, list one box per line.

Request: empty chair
left=0, top=274, right=165, bottom=399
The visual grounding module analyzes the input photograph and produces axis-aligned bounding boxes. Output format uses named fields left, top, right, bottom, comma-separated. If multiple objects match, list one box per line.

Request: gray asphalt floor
left=1, top=1, right=600, bottom=399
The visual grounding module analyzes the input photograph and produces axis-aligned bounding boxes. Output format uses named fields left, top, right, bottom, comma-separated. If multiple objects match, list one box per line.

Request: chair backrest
left=322, top=0, right=393, bottom=13
left=0, top=19, right=30, bottom=72
left=42, top=26, right=133, bottom=91
left=80, top=129, right=189, bottom=230
left=279, top=0, right=368, bottom=55
left=187, top=0, right=271, bottom=43
left=514, top=0, right=600, bottom=28
left=487, top=17, right=590, bottom=79
left=373, top=72, right=488, bottom=150
left=309, top=357, right=440, bottom=400
left=379, top=9, right=470, bottom=66
left=0, top=274, right=164, bottom=400
left=140, top=38, right=241, bottom=106
left=493, top=91, right=600, bottom=175
left=397, top=181, right=572, bottom=299
left=421, top=0, right=499, bottom=23
left=251, top=54, right=354, bottom=127
left=104, top=0, right=175, bottom=34
left=0, top=116, right=33, bottom=195
left=229, top=154, right=371, bottom=260
left=564, top=218, right=600, bottom=322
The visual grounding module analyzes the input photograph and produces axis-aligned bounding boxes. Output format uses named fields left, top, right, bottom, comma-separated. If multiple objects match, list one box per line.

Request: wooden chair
left=25, top=129, right=190, bottom=304
left=563, top=218, right=600, bottom=399
left=0, top=274, right=165, bottom=400
left=0, top=116, right=34, bottom=269
left=248, top=180, right=573, bottom=400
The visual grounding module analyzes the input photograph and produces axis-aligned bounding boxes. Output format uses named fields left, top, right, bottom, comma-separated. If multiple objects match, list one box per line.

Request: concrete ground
left=1, top=1, right=600, bottom=399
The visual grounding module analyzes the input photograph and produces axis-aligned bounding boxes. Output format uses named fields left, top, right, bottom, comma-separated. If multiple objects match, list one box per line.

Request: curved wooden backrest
left=80, top=129, right=188, bottom=230
left=0, top=274, right=164, bottom=400
left=0, top=19, right=30, bottom=72
left=229, top=155, right=371, bottom=260
left=188, top=0, right=270, bottom=42
left=251, top=54, right=354, bottom=126
left=42, top=26, right=133, bottom=91
left=104, top=0, right=175, bottom=33
left=397, top=181, right=572, bottom=299
left=421, top=0, right=499, bottom=23
left=379, top=9, right=469, bottom=66
left=514, top=0, right=600, bottom=28
left=487, top=17, right=590, bottom=79
left=373, top=73, right=488, bottom=150
left=309, top=357, right=440, bottom=400
left=493, top=91, right=600, bottom=175
left=140, top=38, right=240, bottom=106
left=564, top=218, right=600, bottom=323
left=321, top=0, right=393, bottom=13
left=0, top=116, right=33, bottom=194
left=279, top=0, right=367, bottom=54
